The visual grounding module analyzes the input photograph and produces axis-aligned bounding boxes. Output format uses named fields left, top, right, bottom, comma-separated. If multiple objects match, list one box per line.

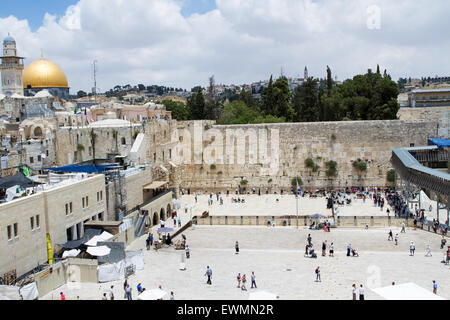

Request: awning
left=137, top=289, right=167, bottom=300
left=372, top=283, right=446, bottom=300
left=84, top=231, right=114, bottom=246
left=86, top=246, right=111, bottom=257
left=144, top=181, right=169, bottom=190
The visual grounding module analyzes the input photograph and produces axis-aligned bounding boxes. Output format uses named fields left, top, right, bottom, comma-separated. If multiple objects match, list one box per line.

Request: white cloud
left=0, top=0, right=449, bottom=93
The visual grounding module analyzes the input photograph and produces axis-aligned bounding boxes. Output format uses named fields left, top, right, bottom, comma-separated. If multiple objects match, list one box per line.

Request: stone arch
left=167, top=203, right=172, bottom=218
left=33, top=126, right=43, bottom=137
left=160, top=207, right=165, bottom=221
left=153, top=212, right=159, bottom=226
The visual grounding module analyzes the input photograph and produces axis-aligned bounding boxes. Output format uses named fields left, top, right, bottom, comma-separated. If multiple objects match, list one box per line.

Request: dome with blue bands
left=3, top=36, right=15, bottom=44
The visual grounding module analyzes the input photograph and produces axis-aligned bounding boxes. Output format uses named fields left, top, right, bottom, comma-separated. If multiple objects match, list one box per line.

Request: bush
left=325, top=161, right=338, bottom=177
left=217, top=171, right=223, bottom=175
left=352, top=160, right=367, bottom=172
left=386, top=169, right=396, bottom=183
left=305, top=158, right=315, bottom=169
left=240, top=179, right=248, bottom=186
left=291, top=177, right=303, bottom=187
left=210, top=164, right=216, bottom=170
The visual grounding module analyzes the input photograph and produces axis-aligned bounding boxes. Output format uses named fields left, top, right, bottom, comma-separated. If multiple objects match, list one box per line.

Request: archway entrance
left=153, top=212, right=159, bottom=226
left=160, top=208, right=165, bottom=222
left=167, top=204, right=172, bottom=218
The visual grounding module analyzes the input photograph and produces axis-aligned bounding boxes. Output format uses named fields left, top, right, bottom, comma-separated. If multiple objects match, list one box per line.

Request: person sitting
left=309, top=221, right=316, bottom=230
left=309, top=248, right=317, bottom=258
left=351, top=249, right=359, bottom=257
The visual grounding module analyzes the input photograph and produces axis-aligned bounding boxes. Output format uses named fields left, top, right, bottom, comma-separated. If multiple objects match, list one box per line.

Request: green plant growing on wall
left=217, top=171, right=223, bottom=175
left=331, top=134, right=337, bottom=141
left=240, top=179, right=248, bottom=186
left=291, top=177, right=303, bottom=187
left=210, top=164, right=216, bottom=170
left=386, top=169, right=397, bottom=184
left=268, top=178, right=273, bottom=183
left=325, top=160, right=338, bottom=177
left=77, top=143, right=85, bottom=152
left=352, top=159, right=368, bottom=185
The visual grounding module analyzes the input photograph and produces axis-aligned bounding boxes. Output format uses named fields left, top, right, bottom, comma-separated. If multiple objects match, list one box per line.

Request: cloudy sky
left=0, top=0, right=449, bottom=93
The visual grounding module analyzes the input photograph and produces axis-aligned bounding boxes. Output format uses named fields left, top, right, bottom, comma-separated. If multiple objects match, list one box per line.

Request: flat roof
left=143, top=181, right=169, bottom=190
left=84, top=221, right=122, bottom=227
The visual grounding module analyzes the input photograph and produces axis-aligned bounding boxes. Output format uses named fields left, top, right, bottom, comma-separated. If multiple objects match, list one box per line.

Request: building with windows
left=0, top=35, right=24, bottom=96
left=408, top=88, right=450, bottom=107
left=0, top=173, right=106, bottom=277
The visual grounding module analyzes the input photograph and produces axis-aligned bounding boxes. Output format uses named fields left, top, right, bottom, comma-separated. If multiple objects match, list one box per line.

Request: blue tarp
left=428, top=138, right=450, bottom=148
left=44, top=164, right=117, bottom=173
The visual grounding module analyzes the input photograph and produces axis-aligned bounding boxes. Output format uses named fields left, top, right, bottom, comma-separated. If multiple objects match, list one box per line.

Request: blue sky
left=0, top=0, right=217, bottom=31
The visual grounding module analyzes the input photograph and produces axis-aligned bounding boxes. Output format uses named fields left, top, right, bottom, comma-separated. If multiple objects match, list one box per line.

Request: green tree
left=261, top=76, right=276, bottom=116
left=161, top=99, right=189, bottom=120
left=187, top=87, right=206, bottom=120
left=292, top=78, right=320, bottom=122
left=386, top=169, right=397, bottom=184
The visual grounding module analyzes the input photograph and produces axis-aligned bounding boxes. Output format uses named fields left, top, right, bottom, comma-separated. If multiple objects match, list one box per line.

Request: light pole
left=296, top=193, right=299, bottom=229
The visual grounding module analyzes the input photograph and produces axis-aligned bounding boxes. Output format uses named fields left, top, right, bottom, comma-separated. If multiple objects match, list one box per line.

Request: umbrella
left=310, top=213, right=325, bottom=218
left=86, top=246, right=111, bottom=257
left=62, top=249, right=81, bottom=258
left=158, top=227, right=174, bottom=233
left=248, top=291, right=279, bottom=300
left=84, top=231, right=114, bottom=246
left=137, top=289, right=167, bottom=300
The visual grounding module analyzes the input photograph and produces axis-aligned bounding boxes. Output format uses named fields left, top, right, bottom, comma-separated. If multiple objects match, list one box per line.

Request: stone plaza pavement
left=181, top=194, right=391, bottom=217
left=43, top=225, right=450, bottom=300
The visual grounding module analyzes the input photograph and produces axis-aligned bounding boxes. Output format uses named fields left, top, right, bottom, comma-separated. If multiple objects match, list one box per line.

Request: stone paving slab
left=42, top=225, right=450, bottom=300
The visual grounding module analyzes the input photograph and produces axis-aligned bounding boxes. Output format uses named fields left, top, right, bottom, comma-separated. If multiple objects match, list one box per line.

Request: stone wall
left=397, top=106, right=449, bottom=138
left=178, top=120, right=438, bottom=191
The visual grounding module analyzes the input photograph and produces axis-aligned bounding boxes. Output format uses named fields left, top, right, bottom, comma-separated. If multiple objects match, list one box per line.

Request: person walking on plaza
left=125, top=283, right=132, bottom=300
left=409, top=241, right=415, bottom=256
left=241, top=274, right=247, bottom=291
left=315, top=266, right=321, bottom=282
left=170, top=291, right=175, bottom=300
left=109, top=285, right=115, bottom=300
left=307, top=234, right=312, bottom=246
left=178, top=216, right=182, bottom=227
left=236, top=273, right=241, bottom=288
left=235, top=241, right=240, bottom=254
left=185, top=244, right=190, bottom=259
left=352, top=284, right=357, bottom=300
left=433, top=280, right=438, bottom=294
left=395, top=234, right=399, bottom=245
left=359, top=284, right=365, bottom=300
left=388, top=230, right=393, bottom=241
left=329, top=242, right=335, bottom=257
left=322, top=241, right=327, bottom=257
left=425, top=245, right=432, bottom=257
left=205, top=266, right=212, bottom=285
left=251, top=272, right=257, bottom=289
left=347, top=243, right=352, bottom=257
left=146, top=234, right=151, bottom=250
left=401, top=222, right=406, bottom=233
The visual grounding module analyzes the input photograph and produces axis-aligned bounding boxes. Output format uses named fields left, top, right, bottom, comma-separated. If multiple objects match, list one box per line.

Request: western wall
left=176, top=119, right=441, bottom=192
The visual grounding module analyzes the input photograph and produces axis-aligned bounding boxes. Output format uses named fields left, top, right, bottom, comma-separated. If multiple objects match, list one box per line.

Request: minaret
left=0, top=34, right=24, bottom=96
left=304, top=66, right=308, bottom=79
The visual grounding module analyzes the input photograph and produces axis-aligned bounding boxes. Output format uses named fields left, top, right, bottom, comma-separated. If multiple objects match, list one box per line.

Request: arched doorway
left=153, top=212, right=159, bottom=226
left=167, top=204, right=172, bottom=218
left=160, top=208, right=165, bottom=222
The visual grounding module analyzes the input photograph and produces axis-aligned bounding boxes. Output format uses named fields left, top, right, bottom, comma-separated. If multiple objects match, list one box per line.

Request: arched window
left=121, top=137, right=126, bottom=145
left=34, top=127, right=43, bottom=137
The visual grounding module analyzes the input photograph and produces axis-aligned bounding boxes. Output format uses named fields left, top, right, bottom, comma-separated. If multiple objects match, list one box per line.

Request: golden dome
left=23, top=58, right=69, bottom=89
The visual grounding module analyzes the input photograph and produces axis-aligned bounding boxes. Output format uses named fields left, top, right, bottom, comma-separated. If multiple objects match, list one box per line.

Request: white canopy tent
left=248, top=291, right=279, bottom=300
left=86, top=245, right=111, bottom=257
left=137, top=289, right=167, bottom=300
left=372, top=282, right=446, bottom=300
left=85, top=231, right=114, bottom=246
